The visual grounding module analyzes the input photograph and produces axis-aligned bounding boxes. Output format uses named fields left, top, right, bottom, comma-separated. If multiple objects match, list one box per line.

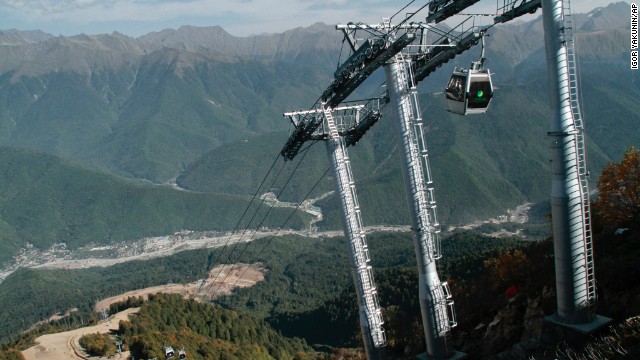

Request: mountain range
left=0, top=2, right=636, bottom=265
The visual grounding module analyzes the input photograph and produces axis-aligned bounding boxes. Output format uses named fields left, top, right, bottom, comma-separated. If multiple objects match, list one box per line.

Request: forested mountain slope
left=119, top=293, right=311, bottom=360
left=0, top=25, right=338, bottom=182
left=0, top=2, right=634, bottom=260
left=176, top=3, right=638, bottom=225
left=0, top=3, right=633, bottom=187
left=0, top=147, right=310, bottom=265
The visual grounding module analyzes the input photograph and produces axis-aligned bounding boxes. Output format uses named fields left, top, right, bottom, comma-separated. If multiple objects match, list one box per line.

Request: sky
left=0, top=0, right=625, bottom=38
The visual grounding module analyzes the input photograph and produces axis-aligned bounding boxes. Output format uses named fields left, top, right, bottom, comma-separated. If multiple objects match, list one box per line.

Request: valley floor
left=0, top=226, right=410, bottom=285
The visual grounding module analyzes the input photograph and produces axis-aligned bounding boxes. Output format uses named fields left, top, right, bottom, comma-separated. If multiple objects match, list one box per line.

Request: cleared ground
left=22, top=308, right=136, bottom=360
left=23, top=263, right=266, bottom=360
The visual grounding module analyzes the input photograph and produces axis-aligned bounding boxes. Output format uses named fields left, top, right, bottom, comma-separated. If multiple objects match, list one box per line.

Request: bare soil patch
left=22, top=308, right=137, bottom=360
left=95, top=263, right=266, bottom=312
left=23, top=263, right=266, bottom=360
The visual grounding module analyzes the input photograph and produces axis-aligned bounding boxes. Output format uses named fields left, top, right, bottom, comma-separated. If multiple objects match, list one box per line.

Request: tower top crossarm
left=322, top=32, right=415, bottom=108
left=280, top=99, right=385, bottom=160
left=494, top=0, right=542, bottom=23
left=336, top=22, right=433, bottom=30
left=427, top=0, right=482, bottom=23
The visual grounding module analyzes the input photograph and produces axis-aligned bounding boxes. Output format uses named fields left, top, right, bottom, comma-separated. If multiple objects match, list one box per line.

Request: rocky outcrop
left=456, top=291, right=550, bottom=356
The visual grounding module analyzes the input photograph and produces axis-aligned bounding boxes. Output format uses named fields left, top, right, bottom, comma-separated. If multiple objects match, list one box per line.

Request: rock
left=482, top=303, right=522, bottom=354
left=521, top=297, right=544, bottom=341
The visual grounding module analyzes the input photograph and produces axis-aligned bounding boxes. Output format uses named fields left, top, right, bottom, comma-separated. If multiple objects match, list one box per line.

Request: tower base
left=544, top=314, right=612, bottom=335
left=416, top=350, right=466, bottom=360
left=541, top=314, right=613, bottom=354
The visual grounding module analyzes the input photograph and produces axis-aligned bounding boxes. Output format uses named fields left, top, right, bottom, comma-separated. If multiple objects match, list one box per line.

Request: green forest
left=0, top=11, right=638, bottom=358
left=117, top=293, right=310, bottom=360
left=0, top=147, right=311, bottom=264
left=0, top=230, right=523, bottom=353
left=0, top=231, right=519, bottom=343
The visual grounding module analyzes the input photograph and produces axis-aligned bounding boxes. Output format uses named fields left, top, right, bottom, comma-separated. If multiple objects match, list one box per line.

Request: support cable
left=391, top=2, right=431, bottom=33
left=206, top=142, right=319, bottom=299
left=225, top=165, right=332, bottom=295
left=197, top=159, right=287, bottom=301
left=194, top=88, right=326, bottom=301
left=390, top=0, right=417, bottom=23
left=190, top=151, right=283, bottom=301
left=337, top=38, right=346, bottom=71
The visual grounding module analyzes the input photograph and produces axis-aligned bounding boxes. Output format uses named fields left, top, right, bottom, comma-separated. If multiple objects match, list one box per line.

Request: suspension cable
left=390, top=0, right=416, bottom=24
left=205, top=142, right=319, bottom=299
left=196, top=159, right=288, bottom=301
left=190, top=151, right=283, bottom=300
left=220, top=164, right=332, bottom=300
left=391, top=1, right=430, bottom=33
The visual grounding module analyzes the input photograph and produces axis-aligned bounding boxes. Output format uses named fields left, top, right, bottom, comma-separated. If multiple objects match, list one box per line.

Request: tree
left=78, top=333, right=116, bottom=357
left=483, top=249, right=530, bottom=291
left=0, top=348, right=25, bottom=360
left=594, top=147, right=640, bottom=229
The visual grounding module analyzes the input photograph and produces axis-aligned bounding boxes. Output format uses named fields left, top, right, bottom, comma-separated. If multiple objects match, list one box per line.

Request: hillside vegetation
left=118, top=293, right=310, bottom=360
left=0, top=30, right=335, bottom=182
left=0, top=147, right=311, bottom=264
left=3, top=144, right=639, bottom=357
left=0, top=231, right=519, bottom=344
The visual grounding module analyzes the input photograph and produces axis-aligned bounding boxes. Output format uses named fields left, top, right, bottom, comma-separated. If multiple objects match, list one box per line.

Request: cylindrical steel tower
left=542, top=0, right=596, bottom=324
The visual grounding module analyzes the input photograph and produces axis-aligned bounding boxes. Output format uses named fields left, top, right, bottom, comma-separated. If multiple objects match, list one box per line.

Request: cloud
left=0, top=0, right=618, bottom=37
left=0, top=0, right=392, bottom=35
left=3, top=0, right=107, bottom=13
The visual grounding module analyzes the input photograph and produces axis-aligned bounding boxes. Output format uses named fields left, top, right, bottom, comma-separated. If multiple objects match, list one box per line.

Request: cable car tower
left=385, top=44, right=459, bottom=360
left=541, top=0, right=610, bottom=331
left=281, top=2, right=523, bottom=359
left=281, top=11, right=488, bottom=360
left=283, top=103, right=388, bottom=359
left=279, top=0, right=607, bottom=357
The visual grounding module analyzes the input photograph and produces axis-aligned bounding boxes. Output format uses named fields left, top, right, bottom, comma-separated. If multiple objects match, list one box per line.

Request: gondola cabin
left=445, top=67, right=493, bottom=115
left=165, top=346, right=175, bottom=359
left=178, top=347, right=187, bottom=359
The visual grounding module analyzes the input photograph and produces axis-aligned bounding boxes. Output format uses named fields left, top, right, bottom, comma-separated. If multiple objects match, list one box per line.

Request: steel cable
left=206, top=141, right=319, bottom=299
left=190, top=151, right=283, bottom=301
left=221, top=164, right=331, bottom=300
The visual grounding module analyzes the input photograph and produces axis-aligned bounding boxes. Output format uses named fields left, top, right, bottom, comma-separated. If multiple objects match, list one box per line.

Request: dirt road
left=94, top=263, right=266, bottom=312
left=22, top=308, right=137, bottom=360
left=22, top=263, right=266, bottom=360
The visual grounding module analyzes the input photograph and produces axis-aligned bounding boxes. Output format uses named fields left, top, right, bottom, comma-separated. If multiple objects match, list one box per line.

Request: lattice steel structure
left=386, top=54, right=457, bottom=358
left=282, top=102, right=387, bottom=359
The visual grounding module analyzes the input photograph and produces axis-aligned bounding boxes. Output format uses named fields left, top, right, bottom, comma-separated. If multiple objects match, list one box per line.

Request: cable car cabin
left=178, top=347, right=187, bottom=359
left=165, top=346, right=175, bottom=359
left=445, top=67, right=493, bottom=115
